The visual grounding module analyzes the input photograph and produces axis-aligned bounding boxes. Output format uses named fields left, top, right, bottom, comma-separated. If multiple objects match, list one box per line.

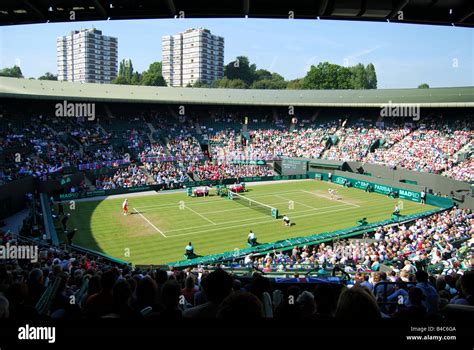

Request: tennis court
left=58, top=180, right=436, bottom=265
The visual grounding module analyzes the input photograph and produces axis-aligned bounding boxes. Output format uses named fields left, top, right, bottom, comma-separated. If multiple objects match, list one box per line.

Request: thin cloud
left=344, top=45, right=383, bottom=65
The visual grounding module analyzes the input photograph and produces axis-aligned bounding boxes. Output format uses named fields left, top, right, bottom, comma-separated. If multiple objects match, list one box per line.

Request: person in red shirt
left=122, top=198, right=128, bottom=216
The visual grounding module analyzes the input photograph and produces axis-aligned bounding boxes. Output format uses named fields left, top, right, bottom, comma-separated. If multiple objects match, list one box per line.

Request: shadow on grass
left=52, top=198, right=109, bottom=256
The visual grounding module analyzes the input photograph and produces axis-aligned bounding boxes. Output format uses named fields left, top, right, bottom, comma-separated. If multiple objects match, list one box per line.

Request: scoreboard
left=281, top=158, right=308, bottom=175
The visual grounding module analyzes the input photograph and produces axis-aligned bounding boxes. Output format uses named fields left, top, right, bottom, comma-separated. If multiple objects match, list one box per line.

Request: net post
left=272, top=208, right=278, bottom=219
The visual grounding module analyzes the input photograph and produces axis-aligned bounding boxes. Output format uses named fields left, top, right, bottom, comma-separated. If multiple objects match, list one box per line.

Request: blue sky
left=0, top=18, right=472, bottom=88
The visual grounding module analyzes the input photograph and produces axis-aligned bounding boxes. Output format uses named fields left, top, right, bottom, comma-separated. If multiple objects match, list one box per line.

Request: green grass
left=57, top=180, right=436, bottom=265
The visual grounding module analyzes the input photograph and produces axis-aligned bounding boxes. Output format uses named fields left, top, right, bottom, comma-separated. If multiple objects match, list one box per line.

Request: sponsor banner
left=333, top=176, right=347, bottom=185
left=332, top=175, right=421, bottom=203
left=373, top=183, right=394, bottom=196
left=354, top=180, right=371, bottom=190
left=399, top=189, right=421, bottom=201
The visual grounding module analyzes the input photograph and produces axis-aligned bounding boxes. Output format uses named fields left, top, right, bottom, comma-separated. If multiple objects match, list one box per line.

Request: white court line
left=135, top=188, right=354, bottom=211
left=135, top=199, right=222, bottom=210
left=239, top=189, right=311, bottom=199
left=274, top=194, right=317, bottom=209
left=184, top=205, right=217, bottom=225
left=167, top=205, right=359, bottom=239
left=136, top=200, right=292, bottom=213
left=301, top=190, right=360, bottom=208
left=133, top=208, right=167, bottom=238
left=134, top=190, right=308, bottom=210
left=153, top=203, right=356, bottom=234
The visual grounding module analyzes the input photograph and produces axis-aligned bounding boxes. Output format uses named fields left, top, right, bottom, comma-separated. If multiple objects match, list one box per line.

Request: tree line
left=113, top=56, right=379, bottom=90
left=0, top=59, right=431, bottom=90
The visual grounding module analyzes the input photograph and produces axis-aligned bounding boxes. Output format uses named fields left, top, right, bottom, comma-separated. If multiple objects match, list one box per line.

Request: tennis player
left=122, top=198, right=128, bottom=216
left=283, top=215, right=291, bottom=226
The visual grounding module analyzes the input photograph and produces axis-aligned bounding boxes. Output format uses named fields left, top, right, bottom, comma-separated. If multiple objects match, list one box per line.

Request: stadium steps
left=45, top=124, right=71, bottom=151
left=83, top=177, right=94, bottom=190
left=146, top=122, right=157, bottom=142
left=194, top=122, right=202, bottom=135
left=454, top=141, right=472, bottom=155
left=289, top=121, right=296, bottom=132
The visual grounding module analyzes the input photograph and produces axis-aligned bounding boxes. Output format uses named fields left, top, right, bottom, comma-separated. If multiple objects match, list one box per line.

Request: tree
left=192, top=80, right=210, bottom=88
left=251, top=79, right=286, bottom=89
left=131, top=72, right=142, bottom=85
left=254, top=69, right=272, bottom=81
left=141, top=62, right=166, bottom=86
left=224, top=56, right=257, bottom=86
left=212, top=77, right=247, bottom=89
left=113, top=59, right=135, bottom=85
left=365, top=63, right=377, bottom=89
left=250, top=72, right=287, bottom=89
left=301, top=62, right=352, bottom=89
left=0, top=65, right=23, bottom=78
left=418, top=83, right=430, bottom=89
left=349, top=64, right=368, bottom=89
left=111, top=76, right=130, bottom=85
left=38, top=72, right=58, bottom=81
left=286, top=79, right=302, bottom=90
left=300, top=61, right=377, bottom=90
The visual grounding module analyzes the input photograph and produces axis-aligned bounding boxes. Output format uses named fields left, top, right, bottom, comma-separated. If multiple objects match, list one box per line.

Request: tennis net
left=228, top=191, right=279, bottom=218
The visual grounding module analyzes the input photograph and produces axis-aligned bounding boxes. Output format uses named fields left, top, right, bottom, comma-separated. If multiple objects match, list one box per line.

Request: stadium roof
left=1, top=77, right=473, bottom=107
left=0, top=0, right=473, bottom=27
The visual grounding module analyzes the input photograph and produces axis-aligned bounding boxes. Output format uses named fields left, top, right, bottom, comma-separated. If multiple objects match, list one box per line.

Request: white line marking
left=133, top=207, right=167, bottom=238
left=301, top=190, right=360, bottom=207
left=135, top=199, right=221, bottom=210
left=274, top=194, right=317, bottom=209
left=136, top=200, right=293, bottom=213
left=164, top=202, right=355, bottom=234
left=184, top=205, right=217, bottom=225
left=167, top=205, right=358, bottom=239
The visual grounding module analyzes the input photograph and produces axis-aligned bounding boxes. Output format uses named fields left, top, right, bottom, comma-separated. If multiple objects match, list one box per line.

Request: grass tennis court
left=57, top=180, right=436, bottom=265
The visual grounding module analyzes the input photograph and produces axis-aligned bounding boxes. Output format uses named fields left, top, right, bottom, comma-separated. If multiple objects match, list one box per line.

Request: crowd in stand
left=95, top=165, right=148, bottom=189
left=209, top=127, right=335, bottom=162
left=443, top=158, right=473, bottom=183
left=0, top=234, right=471, bottom=320
left=1, top=115, right=473, bottom=188
left=139, top=139, right=204, bottom=162
left=190, top=161, right=274, bottom=181
left=326, top=127, right=411, bottom=162
left=246, top=208, right=472, bottom=274
left=144, top=161, right=190, bottom=189
left=365, top=125, right=472, bottom=174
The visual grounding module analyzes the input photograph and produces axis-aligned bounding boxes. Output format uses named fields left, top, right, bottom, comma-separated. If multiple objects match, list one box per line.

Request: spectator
left=183, top=268, right=233, bottom=318
left=392, top=287, right=427, bottom=320
left=217, top=292, right=263, bottom=320
left=335, top=286, right=381, bottom=320
left=415, top=270, right=440, bottom=316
